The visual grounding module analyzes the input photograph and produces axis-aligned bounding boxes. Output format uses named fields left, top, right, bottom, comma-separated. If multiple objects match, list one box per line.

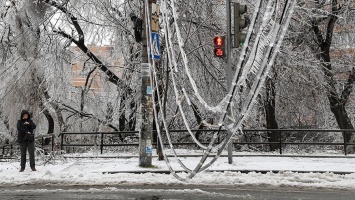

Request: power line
left=151, top=0, right=297, bottom=181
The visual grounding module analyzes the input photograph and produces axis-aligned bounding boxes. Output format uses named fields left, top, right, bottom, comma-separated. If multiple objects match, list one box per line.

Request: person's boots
left=19, top=168, right=25, bottom=172
left=31, top=166, right=36, bottom=171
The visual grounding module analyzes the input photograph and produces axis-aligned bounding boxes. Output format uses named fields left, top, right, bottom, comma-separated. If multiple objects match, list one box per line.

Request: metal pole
left=52, top=134, right=54, bottom=151
left=139, top=0, right=153, bottom=167
left=279, top=131, right=282, bottom=154
left=100, top=133, right=104, bottom=154
left=226, top=0, right=233, bottom=164
left=344, top=132, right=347, bottom=155
left=61, top=133, right=64, bottom=154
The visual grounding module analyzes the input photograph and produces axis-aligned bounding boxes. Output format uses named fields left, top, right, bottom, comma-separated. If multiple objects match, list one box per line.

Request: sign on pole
left=151, top=3, right=160, bottom=32
left=149, top=32, right=161, bottom=60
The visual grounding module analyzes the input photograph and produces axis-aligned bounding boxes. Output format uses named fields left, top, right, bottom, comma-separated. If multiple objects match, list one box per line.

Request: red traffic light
left=213, top=36, right=225, bottom=57
left=214, top=48, right=225, bottom=57
left=213, top=36, right=225, bottom=46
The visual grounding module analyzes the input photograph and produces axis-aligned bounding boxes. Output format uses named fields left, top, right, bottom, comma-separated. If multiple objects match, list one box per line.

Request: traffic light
left=129, top=13, right=143, bottom=43
left=234, top=3, right=247, bottom=48
left=213, top=36, right=226, bottom=57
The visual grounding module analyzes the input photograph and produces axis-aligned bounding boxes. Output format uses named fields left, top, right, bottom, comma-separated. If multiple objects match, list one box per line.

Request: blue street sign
left=146, top=146, right=152, bottom=154
left=150, top=32, right=161, bottom=60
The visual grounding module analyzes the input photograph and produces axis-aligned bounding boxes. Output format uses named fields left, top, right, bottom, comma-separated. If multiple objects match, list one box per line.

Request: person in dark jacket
left=17, top=110, right=37, bottom=172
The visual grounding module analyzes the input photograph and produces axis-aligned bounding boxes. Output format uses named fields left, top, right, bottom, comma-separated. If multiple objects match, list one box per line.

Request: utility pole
left=226, top=0, right=233, bottom=164
left=138, top=0, right=154, bottom=167
left=226, top=1, right=248, bottom=164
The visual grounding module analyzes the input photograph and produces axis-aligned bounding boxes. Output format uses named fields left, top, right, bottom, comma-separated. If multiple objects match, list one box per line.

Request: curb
left=102, top=169, right=355, bottom=175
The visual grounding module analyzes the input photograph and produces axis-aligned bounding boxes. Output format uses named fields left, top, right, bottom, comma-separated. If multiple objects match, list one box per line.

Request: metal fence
left=0, top=134, right=55, bottom=158
left=58, top=129, right=355, bottom=155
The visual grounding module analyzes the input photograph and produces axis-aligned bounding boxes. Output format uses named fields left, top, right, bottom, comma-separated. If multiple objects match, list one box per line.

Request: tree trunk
left=330, top=102, right=353, bottom=142
left=264, top=76, right=280, bottom=151
left=128, top=100, right=136, bottom=131
left=311, top=1, right=355, bottom=153
left=318, top=39, right=355, bottom=144
left=42, top=109, right=54, bottom=146
left=42, top=109, right=54, bottom=134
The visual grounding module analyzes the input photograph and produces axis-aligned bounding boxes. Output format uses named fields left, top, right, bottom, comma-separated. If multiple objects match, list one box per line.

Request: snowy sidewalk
left=60, top=155, right=355, bottom=174
left=59, top=150, right=355, bottom=173
left=1, top=152, right=355, bottom=189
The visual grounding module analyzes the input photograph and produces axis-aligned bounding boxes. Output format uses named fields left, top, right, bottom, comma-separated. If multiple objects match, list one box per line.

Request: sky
left=1, top=149, right=355, bottom=190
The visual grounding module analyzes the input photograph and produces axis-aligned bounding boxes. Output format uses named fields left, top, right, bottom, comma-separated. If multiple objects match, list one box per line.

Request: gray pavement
left=1, top=184, right=355, bottom=200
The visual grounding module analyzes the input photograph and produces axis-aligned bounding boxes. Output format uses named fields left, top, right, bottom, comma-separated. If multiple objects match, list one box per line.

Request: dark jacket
left=17, top=110, right=36, bottom=143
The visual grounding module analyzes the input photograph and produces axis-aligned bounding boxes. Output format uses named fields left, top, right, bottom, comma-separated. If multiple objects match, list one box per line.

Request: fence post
left=100, top=133, right=104, bottom=154
left=52, top=134, right=54, bottom=151
left=61, top=133, right=64, bottom=153
left=344, top=131, right=347, bottom=156
left=279, top=131, right=282, bottom=154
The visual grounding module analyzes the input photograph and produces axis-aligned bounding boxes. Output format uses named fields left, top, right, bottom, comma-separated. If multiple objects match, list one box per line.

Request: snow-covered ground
left=1, top=149, right=355, bottom=190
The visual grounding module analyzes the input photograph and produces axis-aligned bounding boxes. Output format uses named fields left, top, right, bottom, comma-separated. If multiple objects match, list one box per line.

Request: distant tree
left=307, top=1, right=355, bottom=149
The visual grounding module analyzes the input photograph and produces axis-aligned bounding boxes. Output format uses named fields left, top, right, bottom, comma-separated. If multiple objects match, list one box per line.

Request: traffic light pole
left=226, top=0, right=233, bottom=164
left=139, top=0, right=153, bottom=167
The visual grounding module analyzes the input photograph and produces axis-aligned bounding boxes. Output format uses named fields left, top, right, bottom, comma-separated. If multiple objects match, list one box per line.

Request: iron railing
left=0, top=134, right=55, bottom=158
left=58, top=129, right=355, bottom=155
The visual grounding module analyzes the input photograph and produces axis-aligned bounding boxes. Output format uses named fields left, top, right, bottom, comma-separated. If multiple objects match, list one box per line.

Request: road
left=0, top=184, right=354, bottom=199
